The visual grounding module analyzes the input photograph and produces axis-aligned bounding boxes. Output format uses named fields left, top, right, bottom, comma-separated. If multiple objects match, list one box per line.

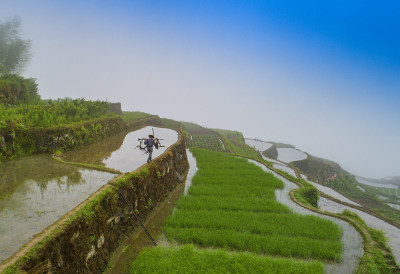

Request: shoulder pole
left=117, top=188, right=157, bottom=246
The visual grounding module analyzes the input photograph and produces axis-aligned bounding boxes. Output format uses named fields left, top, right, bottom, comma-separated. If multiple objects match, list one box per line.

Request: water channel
left=179, top=147, right=363, bottom=273
left=0, top=126, right=179, bottom=264
left=248, top=159, right=363, bottom=274
left=319, top=197, right=400, bottom=264
left=248, top=138, right=400, bottom=265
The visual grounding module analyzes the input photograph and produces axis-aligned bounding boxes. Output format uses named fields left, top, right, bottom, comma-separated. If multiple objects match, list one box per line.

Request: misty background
left=1, top=0, right=399, bottom=179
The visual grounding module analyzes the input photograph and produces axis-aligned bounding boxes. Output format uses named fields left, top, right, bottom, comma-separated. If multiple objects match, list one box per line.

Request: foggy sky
left=1, top=0, right=399, bottom=178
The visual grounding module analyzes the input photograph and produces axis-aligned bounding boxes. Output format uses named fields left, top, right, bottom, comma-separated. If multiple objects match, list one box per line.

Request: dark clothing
left=144, top=138, right=155, bottom=148
left=144, top=138, right=155, bottom=162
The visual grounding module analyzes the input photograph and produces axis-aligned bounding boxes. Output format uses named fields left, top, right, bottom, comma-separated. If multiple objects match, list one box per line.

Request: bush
left=297, top=185, right=319, bottom=208
left=0, top=75, right=40, bottom=105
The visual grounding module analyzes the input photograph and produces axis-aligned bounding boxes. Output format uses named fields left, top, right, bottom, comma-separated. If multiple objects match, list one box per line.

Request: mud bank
left=0, top=131, right=188, bottom=273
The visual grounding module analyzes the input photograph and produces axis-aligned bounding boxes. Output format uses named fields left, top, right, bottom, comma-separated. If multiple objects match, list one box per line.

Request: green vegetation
left=130, top=245, right=324, bottom=274
left=340, top=210, right=398, bottom=273
left=295, top=185, right=319, bottom=208
left=159, top=117, right=180, bottom=129
left=186, top=135, right=227, bottom=152
left=0, top=17, right=32, bottom=77
left=0, top=74, right=40, bottom=105
left=357, top=183, right=400, bottom=204
left=121, top=111, right=151, bottom=122
left=164, top=148, right=342, bottom=261
left=263, top=144, right=278, bottom=159
left=181, top=122, right=227, bottom=152
left=182, top=121, right=216, bottom=136
left=292, top=156, right=400, bottom=224
left=0, top=98, right=111, bottom=128
left=216, top=129, right=261, bottom=159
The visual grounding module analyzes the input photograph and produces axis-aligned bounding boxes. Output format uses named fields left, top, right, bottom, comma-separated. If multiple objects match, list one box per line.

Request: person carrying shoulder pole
left=144, top=134, right=155, bottom=163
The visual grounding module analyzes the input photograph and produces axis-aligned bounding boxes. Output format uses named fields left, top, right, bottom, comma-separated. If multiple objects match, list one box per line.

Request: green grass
left=0, top=98, right=111, bottom=128
left=166, top=210, right=342, bottom=241
left=165, top=227, right=341, bottom=260
left=186, top=135, right=227, bottom=152
left=164, top=148, right=343, bottom=261
left=215, top=129, right=261, bottom=158
left=121, top=111, right=151, bottom=122
left=130, top=245, right=324, bottom=274
left=175, top=195, right=290, bottom=213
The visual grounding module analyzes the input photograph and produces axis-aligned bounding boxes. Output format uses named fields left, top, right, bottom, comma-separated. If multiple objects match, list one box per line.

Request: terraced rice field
left=130, top=148, right=343, bottom=273
left=131, top=245, right=324, bottom=273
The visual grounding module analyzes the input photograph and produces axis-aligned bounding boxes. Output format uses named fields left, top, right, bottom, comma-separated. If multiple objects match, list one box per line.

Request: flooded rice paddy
left=304, top=178, right=361, bottom=207
left=64, top=126, right=178, bottom=173
left=272, top=163, right=298, bottom=177
left=244, top=138, right=273, bottom=151
left=106, top=149, right=198, bottom=274
left=0, top=155, right=116, bottom=263
left=0, top=126, right=179, bottom=264
left=248, top=159, right=363, bottom=273
left=319, top=197, right=400, bottom=264
left=276, top=148, right=307, bottom=163
left=356, top=177, right=399, bottom=189
left=261, top=154, right=284, bottom=165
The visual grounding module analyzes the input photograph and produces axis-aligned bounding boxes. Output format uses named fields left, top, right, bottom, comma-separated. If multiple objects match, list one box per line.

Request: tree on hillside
left=0, top=17, right=32, bottom=77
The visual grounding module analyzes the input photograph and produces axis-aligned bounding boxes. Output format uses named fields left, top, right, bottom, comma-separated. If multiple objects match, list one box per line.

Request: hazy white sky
left=1, top=0, right=399, bottom=178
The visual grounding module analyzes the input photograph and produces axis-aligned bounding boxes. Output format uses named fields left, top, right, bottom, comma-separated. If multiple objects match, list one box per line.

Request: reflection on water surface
left=0, top=155, right=115, bottom=263
left=64, top=126, right=178, bottom=173
left=247, top=159, right=363, bottom=274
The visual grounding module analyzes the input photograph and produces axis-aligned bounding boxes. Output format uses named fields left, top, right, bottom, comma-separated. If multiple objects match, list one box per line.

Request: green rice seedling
left=166, top=210, right=342, bottom=241
left=130, top=245, right=324, bottom=274
left=191, top=171, right=284, bottom=188
left=175, top=195, right=290, bottom=213
left=188, top=184, right=276, bottom=198
left=165, top=148, right=343, bottom=262
left=165, top=227, right=342, bottom=261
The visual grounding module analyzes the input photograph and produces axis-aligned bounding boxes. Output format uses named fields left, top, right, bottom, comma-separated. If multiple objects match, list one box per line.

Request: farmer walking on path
left=144, top=135, right=156, bottom=163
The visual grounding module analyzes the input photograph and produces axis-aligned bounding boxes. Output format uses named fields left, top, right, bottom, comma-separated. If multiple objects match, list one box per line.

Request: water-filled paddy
left=276, top=148, right=307, bottom=163
left=272, top=163, right=297, bottom=177
left=319, top=197, right=400, bottom=264
left=356, top=177, right=398, bottom=189
left=244, top=138, right=273, bottom=152
left=64, top=126, right=178, bottom=173
left=303, top=178, right=360, bottom=206
left=0, top=155, right=115, bottom=263
left=387, top=203, right=400, bottom=210
left=261, top=154, right=283, bottom=165
left=248, top=160, right=363, bottom=273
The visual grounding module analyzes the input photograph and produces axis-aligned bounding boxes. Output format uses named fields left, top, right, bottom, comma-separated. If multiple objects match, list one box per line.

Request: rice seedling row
left=165, top=227, right=342, bottom=260
left=164, top=148, right=342, bottom=261
left=165, top=209, right=342, bottom=241
left=175, top=195, right=290, bottom=213
left=130, top=245, right=324, bottom=274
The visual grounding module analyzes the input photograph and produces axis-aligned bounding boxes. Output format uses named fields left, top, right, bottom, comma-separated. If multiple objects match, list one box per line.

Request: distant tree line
left=0, top=17, right=39, bottom=104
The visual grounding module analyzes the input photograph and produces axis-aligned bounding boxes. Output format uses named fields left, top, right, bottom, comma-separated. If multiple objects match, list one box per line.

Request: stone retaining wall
left=1, top=132, right=188, bottom=273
